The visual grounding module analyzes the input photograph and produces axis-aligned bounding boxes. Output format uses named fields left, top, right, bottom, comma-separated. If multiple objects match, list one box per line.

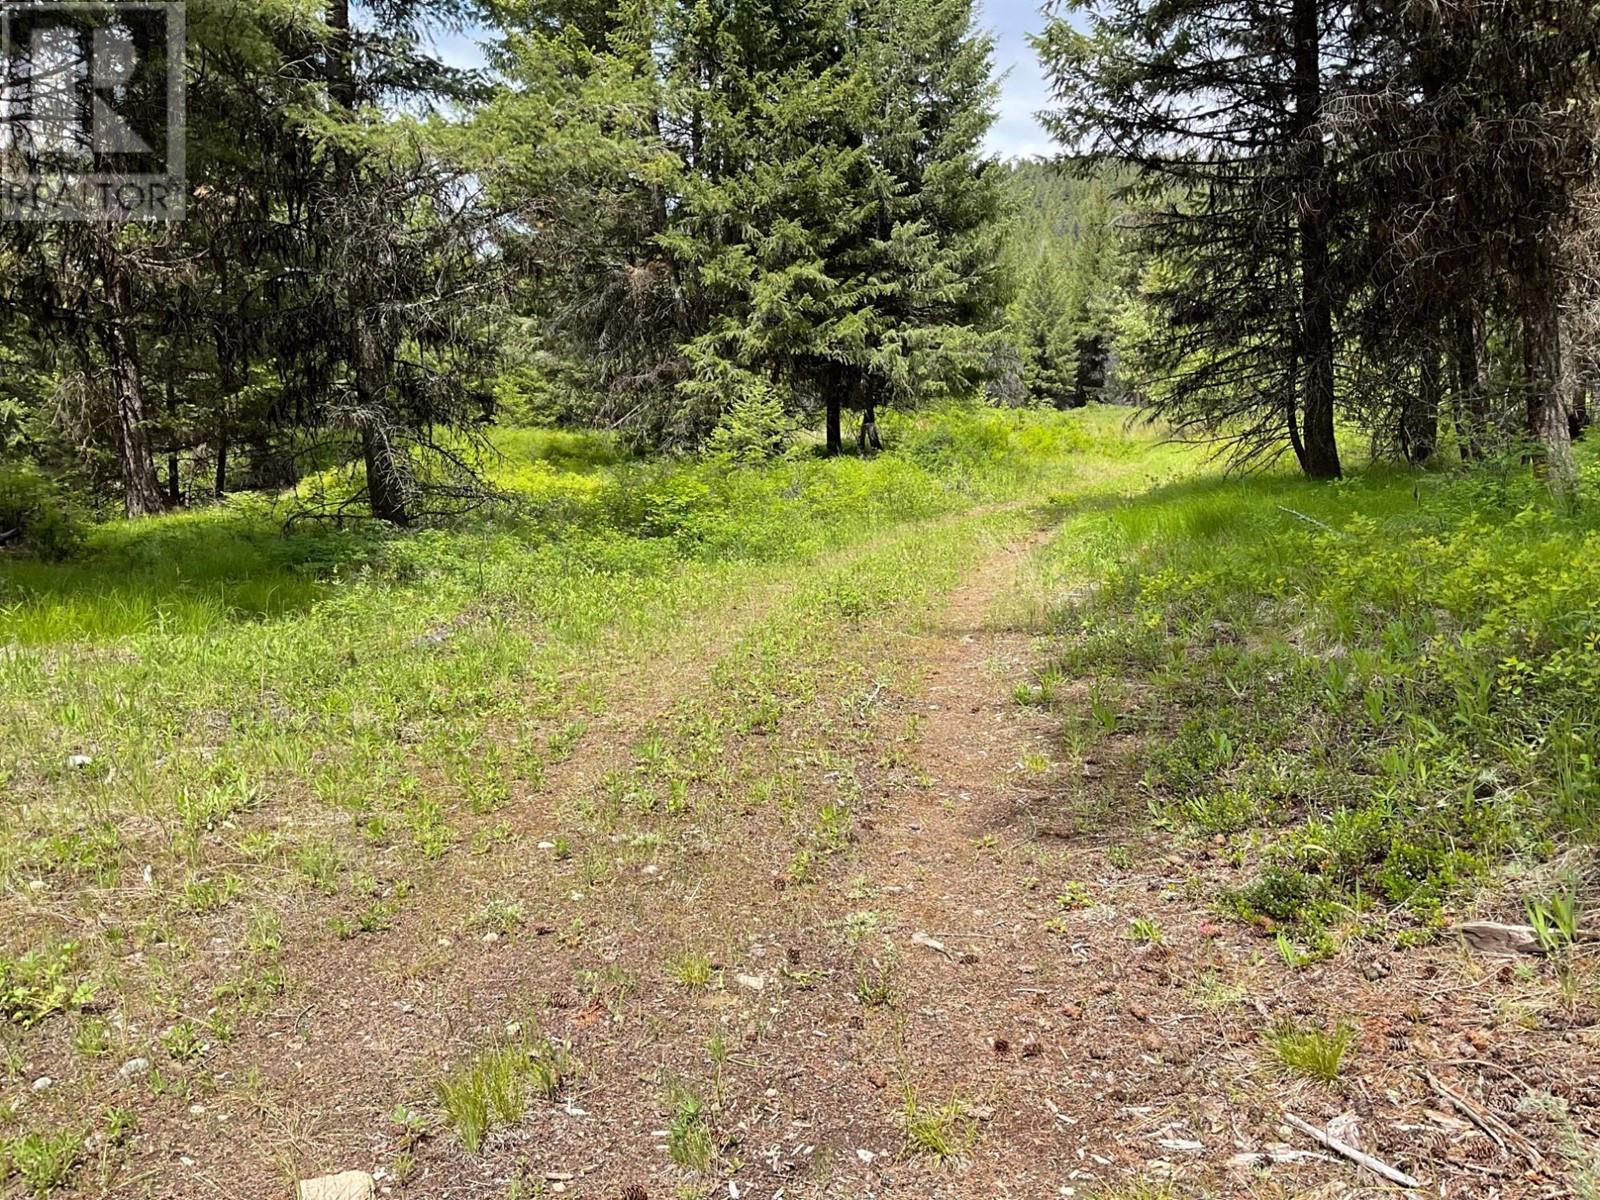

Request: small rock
left=735, top=973, right=766, bottom=993
left=1456, top=921, right=1541, bottom=956
left=298, top=1171, right=374, bottom=1200
left=31, top=1076, right=52, bottom=1092
left=118, top=1057, right=150, bottom=1080
left=67, top=754, right=93, bottom=769
left=856, top=1149, right=876, bottom=1164
left=1362, top=959, right=1391, bottom=981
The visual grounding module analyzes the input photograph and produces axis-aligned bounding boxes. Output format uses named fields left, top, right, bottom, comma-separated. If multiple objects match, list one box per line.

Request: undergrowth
left=1036, top=450, right=1600, bottom=950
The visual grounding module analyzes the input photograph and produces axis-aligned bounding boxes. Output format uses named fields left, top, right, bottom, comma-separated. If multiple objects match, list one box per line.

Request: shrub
left=0, top=466, right=85, bottom=561
left=705, top=381, right=796, bottom=465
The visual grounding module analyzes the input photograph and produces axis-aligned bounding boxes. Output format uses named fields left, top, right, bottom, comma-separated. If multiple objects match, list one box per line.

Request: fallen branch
left=1275, top=505, right=1348, bottom=537
left=1283, top=1113, right=1421, bottom=1189
left=1423, top=1071, right=1543, bottom=1165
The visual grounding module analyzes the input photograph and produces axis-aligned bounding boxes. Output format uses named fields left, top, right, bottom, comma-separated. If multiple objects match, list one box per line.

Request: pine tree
left=483, top=0, right=1009, bottom=452
left=1037, top=0, right=1352, bottom=477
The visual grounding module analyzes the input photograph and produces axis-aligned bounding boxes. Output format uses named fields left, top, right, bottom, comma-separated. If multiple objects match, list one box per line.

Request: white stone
left=298, top=1171, right=375, bottom=1200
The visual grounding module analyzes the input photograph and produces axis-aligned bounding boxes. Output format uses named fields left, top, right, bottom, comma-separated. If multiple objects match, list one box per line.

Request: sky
left=431, top=1, right=1058, bottom=161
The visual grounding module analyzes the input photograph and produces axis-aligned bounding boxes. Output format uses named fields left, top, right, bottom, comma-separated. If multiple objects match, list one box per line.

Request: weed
left=4, top=1128, right=84, bottom=1196
left=901, top=1087, right=976, bottom=1161
left=1055, top=881, right=1092, bottom=910
left=1266, top=1018, right=1354, bottom=1082
left=669, top=951, right=716, bottom=990
left=1527, top=890, right=1581, bottom=955
left=161, top=1020, right=205, bottom=1063
left=436, top=1035, right=574, bottom=1152
left=666, top=1086, right=715, bottom=1171
left=0, top=943, right=96, bottom=1027
left=71, top=1016, right=112, bottom=1059
left=1128, top=916, right=1164, bottom=946
left=853, top=957, right=897, bottom=1008
left=473, top=897, right=525, bottom=935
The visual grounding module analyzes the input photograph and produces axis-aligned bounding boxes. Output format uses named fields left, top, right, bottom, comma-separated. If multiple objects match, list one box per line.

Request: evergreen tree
left=482, top=0, right=1009, bottom=452
left=1037, top=0, right=1353, bottom=477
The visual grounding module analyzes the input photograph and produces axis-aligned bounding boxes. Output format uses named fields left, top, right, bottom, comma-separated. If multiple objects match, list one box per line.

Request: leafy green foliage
left=1038, top=452, right=1600, bottom=940
left=0, top=943, right=96, bottom=1027
left=0, top=466, right=85, bottom=562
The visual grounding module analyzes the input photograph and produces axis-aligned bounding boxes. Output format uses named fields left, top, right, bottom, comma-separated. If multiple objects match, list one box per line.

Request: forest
left=1, top=1, right=1599, bottom=1198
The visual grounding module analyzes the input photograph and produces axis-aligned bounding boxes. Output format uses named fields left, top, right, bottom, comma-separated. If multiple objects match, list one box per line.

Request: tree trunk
left=214, top=433, right=228, bottom=498
left=1285, top=343, right=1308, bottom=473
left=96, top=313, right=164, bottom=518
left=1291, top=0, right=1341, bottom=480
left=1559, top=308, right=1591, bottom=443
left=1450, top=303, right=1490, bottom=460
left=825, top=393, right=842, bottom=455
left=355, top=322, right=411, bottom=525
left=1403, top=341, right=1441, bottom=464
left=360, top=422, right=410, bottom=525
left=1520, top=286, right=1577, bottom=492
left=857, top=401, right=882, bottom=453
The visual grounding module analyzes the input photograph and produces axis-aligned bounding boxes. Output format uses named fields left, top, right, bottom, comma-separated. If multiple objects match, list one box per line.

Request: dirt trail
left=115, top=517, right=1593, bottom=1199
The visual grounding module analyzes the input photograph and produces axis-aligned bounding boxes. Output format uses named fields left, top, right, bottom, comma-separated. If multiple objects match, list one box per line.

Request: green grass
left=666, top=1085, right=716, bottom=1171
left=901, top=1087, right=978, bottom=1161
left=1030, top=446, right=1600, bottom=943
left=436, top=1035, right=574, bottom=1152
left=2, top=1128, right=85, bottom=1197
left=1265, top=1018, right=1355, bottom=1082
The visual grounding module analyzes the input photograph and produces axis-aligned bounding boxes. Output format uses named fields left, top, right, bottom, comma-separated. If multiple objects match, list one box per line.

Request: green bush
left=0, top=466, right=84, bottom=561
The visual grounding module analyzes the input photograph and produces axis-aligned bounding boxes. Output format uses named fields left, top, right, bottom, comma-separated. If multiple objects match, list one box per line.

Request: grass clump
left=437, top=1034, right=575, bottom=1152
left=665, top=1085, right=715, bottom=1171
left=1265, top=1018, right=1354, bottom=1082
left=901, top=1087, right=977, bottom=1161
left=2, top=1128, right=85, bottom=1197
left=668, top=950, right=716, bottom=990
left=0, top=943, right=96, bottom=1027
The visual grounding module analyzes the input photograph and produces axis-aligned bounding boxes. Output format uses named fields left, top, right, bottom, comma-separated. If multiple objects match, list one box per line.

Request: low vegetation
left=1032, top=451, right=1600, bottom=954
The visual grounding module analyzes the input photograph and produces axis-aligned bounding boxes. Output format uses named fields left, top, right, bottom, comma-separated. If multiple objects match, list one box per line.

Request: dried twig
left=1275, top=504, right=1349, bottom=536
left=1423, top=1070, right=1543, bottom=1165
left=1283, top=1112, right=1422, bottom=1189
